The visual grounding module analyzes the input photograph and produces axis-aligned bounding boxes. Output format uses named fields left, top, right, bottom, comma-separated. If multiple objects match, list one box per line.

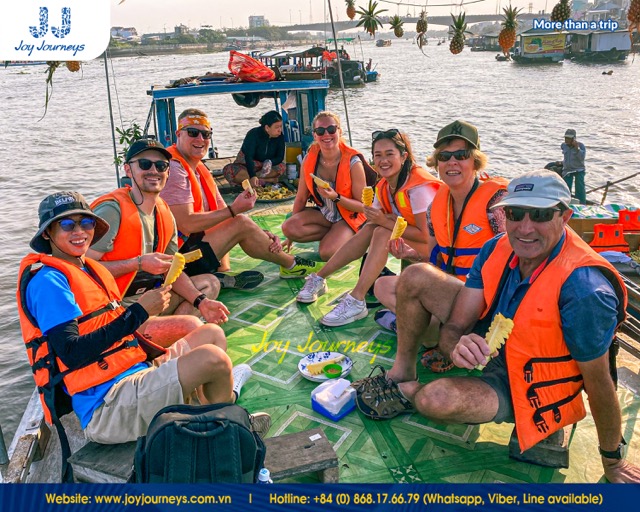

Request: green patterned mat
left=219, top=214, right=640, bottom=484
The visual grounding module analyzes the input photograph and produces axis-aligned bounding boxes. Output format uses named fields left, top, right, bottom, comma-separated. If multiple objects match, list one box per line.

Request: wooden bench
left=68, top=428, right=338, bottom=483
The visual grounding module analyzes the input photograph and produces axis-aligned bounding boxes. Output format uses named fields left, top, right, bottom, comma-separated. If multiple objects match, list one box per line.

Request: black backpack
left=132, top=402, right=266, bottom=483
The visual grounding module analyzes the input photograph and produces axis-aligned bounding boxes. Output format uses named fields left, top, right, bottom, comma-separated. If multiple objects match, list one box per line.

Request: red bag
left=228, top=51, right=275, bottom=82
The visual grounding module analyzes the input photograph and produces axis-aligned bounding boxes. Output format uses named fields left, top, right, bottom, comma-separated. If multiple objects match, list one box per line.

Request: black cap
left=126, top=138, right=172, bottom=162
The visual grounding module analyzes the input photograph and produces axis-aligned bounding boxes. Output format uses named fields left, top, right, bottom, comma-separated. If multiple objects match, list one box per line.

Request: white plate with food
left=298, top=351, right=353, bottom=382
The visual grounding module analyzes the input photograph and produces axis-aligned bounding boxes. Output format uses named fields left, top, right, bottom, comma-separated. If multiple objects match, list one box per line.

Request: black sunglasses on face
left=58, top=217, right=97, bottom=232
left=182, top=127, right=212, bottom=140
left=372, top=128, right=400, bottom=141
left=437, top=149, right=471, bottom=162
left=313, top=125, right=338, bottom=136
left=129, top=159, right=170, bottom=172
left=504, top=206, right=561, bottom=223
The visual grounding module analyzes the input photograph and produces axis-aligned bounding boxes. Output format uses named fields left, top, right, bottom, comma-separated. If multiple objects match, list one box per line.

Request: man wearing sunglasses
left=356, top=170, right=639, bottom=482
left=160, top=109, right=321, bottom=282
left=89, top=138, right=231, bottom=343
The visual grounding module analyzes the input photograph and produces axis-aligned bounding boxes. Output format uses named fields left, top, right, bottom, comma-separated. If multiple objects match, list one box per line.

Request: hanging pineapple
left=416, top=10, right=428, bottom=34
left=629, top=0, right=640, bottom=48
left=550, top=0, right=571, bottom=23
left=65, top=61, right=81, bottom=72
left=449, top=13, right=468, bottom=55
left=498, top=5, right=522, bottom=57
left=346, top=0, right=356, bottom=21
left=390, top=14, right=404, bottom=38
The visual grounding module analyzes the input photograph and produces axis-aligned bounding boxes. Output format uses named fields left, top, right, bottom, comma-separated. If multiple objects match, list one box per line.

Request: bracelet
left=228, top=205, right=236, bottom=218
left=332, top=193, right=341, bottom=203
left=192, top=293, right=207, bottom=309
left=137, top=255, right=142, bottom=272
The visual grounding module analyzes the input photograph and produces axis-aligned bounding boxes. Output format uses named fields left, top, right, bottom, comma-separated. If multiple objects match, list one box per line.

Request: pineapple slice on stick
left=476, top=313, right=514, bottom=370
left=361, top=186, right=374, bottom=206
left=306, top=354, right=346, bottom=375
left=163, top=253, right=186, bottom=286
left=241, top=178, right=254, bottom=195
left=182, top=249, right=203, bottom=263
left=390, top=216, right=408, bottom=240
left=311, top=174, right=331, bottom=189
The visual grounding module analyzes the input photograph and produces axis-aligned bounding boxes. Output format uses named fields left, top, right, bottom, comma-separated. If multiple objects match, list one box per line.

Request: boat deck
left=6, top=211, right=640, bottom=484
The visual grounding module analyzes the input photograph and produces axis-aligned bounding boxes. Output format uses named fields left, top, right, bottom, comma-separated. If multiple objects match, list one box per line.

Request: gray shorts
left=477, top=350, right=515, bottom=424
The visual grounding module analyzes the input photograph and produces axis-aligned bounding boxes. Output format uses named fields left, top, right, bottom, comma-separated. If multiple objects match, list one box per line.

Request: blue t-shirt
left=26, top=266, right=147, bottom=428
left=466, top=233, right=619, bottom=362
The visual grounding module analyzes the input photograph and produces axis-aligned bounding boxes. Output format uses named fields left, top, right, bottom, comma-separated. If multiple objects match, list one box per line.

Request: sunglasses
left=504, top=206, right=561, bottom=223
left=58, top=217, right=97, bottom=232
left=437, top=149, right=471, bottom=162
left=129, top=159, right=170, bottom=172
left=372, top=128, right=400, bottom=141
left=313, top=125, right=338, bottom=136
left=182, top=127, right=212, bottom=140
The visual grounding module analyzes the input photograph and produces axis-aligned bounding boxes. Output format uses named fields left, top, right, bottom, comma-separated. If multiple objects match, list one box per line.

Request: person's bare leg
left=139, top=316, right=204, bottom=348
left=164, top=273, right=220, bottom=317
left=351, top=226, right=392, bottom=301
left=374, top=275, right=398, bottom=312
left=282, top=208, right=332, bottom=244
left=317, top=221, right=357, bottom=261
left=316, top=223, right=375, bottom=279
left=389, top=264, right=463, bottom=382
left=399, top=377, right=499, bottom=424
left=176, top=345, right=234, bottom=404
left=204, top=215, right=296, bottom=267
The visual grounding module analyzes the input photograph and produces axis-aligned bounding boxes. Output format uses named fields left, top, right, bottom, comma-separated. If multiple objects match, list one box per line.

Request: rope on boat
left=103, top=51, right=120, bottom=187
left=327, top=0, right=353, bottom=146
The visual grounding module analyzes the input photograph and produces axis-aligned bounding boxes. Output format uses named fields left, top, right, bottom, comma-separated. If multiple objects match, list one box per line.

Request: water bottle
left=257, top=467, right=273, bottom=483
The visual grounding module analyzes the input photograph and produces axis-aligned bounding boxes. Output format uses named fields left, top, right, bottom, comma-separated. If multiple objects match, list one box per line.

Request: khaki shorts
left=84, top=338, right=191, bottom=444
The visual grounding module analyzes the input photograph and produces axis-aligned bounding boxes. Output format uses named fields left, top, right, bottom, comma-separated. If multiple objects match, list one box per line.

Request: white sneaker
left=320, top=293, right=367, bottom=327
left=232, top=364, right=253, bottom=399
left=296, top=273, right=328, bottom=303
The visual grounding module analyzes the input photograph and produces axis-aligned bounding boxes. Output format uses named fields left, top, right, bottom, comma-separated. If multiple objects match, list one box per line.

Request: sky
left=110, top=0, right=556, bottom=34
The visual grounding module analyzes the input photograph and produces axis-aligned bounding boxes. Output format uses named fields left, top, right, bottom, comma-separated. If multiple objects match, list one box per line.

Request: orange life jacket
left=16, top=254, right=161, bottom=425
left=430, top=177, right=508, bottom=281
left=167, top=145, right=219, bottom=245
left=375, top=165, right=441, bottom=226
left=302, top=141, right=372, bottom=232
left=589, top=223, right=630, bottom=253
left=480, top=229, right=627, bottom=452
left=91, top=187, right=174, bottom=296
left=618, top=209, right=640, bottom=232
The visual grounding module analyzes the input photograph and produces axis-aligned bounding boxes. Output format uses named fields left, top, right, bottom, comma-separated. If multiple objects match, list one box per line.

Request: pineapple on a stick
left=346, top=0, right=356, bottom=21
left=390, top=14, right=404, bottom=38
left=550, top=0, right=571, bottom=23
left=449, top=13, right=469, bottom=55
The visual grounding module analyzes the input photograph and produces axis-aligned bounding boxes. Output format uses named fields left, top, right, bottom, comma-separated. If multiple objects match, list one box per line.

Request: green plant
left=114, top=122, right=143, bottom=167
left=356, top=0, right=387, bottom=37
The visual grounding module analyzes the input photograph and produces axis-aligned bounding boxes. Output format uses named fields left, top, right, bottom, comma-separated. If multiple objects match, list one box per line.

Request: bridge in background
left=280, top=13, right=542, bottom=32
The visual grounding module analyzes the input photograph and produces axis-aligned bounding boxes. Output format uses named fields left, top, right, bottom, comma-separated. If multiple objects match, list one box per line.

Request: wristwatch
left=332, top=193, right=341, bottom=203
left=599, top=438, right=626, bottom=459
left=192, top=293, right=207, bottom=309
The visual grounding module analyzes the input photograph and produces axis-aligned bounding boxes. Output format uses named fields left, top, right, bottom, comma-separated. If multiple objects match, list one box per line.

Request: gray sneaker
left=250, top=412, right=271, bottom=439
left=296, top=273, right=328, bottom=303
left=320, top=293, right=367, bottom=326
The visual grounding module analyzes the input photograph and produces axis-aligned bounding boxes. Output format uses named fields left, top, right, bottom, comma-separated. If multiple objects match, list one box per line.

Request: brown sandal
left=420, top=347, right=454, bottom=373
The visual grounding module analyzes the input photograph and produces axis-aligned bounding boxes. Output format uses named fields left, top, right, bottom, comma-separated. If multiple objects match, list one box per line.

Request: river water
left=0, top=40, right=638, bottom=444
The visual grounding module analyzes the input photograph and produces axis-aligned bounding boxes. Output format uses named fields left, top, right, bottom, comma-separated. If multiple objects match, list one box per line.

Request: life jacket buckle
left=98, top=359, right=109, bottom=370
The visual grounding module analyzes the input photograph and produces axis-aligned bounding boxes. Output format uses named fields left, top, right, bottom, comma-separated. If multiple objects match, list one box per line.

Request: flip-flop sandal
left=420, top=347, right=454, bottom=373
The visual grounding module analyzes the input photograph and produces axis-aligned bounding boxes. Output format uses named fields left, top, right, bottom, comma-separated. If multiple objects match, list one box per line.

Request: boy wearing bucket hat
left=16, top=191, right=244, bottom=450
left=355, top=171, right=639, bottom=482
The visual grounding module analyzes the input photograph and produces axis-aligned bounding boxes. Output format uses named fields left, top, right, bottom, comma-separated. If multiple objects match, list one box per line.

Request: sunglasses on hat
left=313, top=125, right=338, bottom=136
left=182, top=127, right=212, bottom=140
left=504, top=206, right=561, bottom=223
left=372, top=128, right=401, bottom=141
left=129, top=159, right=170, bottom=172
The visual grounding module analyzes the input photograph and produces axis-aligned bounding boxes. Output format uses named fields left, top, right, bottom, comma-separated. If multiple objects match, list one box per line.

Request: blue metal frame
left=148, top=79, right=329, bottom=151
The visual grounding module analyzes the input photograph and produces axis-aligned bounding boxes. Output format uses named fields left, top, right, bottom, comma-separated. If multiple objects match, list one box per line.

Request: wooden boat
left=375, top=39, right=391, bottom=47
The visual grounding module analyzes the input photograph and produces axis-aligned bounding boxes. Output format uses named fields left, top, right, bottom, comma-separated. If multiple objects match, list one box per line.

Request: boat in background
left=375, top=39, right=391, bottom=47
left=512, top=29, right=565, bottom=63
left=565, top=29, right=631, bottom=62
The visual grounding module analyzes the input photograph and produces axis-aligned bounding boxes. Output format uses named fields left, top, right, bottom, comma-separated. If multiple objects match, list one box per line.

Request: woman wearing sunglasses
left=222, top=110, right=286, bottom=189
left=373, top=120, right=508, bottom=372
left=296, top=129, right=441, bottom=328
left=282, top=111, right=376, bottom=260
